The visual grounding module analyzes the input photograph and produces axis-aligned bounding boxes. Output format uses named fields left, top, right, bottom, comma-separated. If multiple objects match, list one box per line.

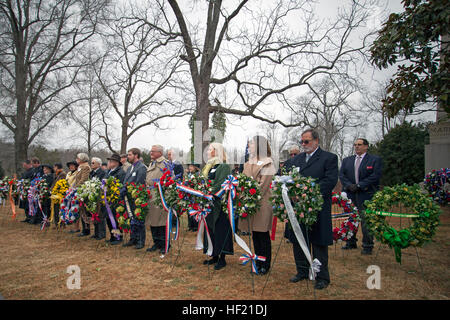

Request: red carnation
left=249, top=188, right=256, bottom=195
left=242, top=212, right=248, bottom=218
left=123, top=213, right=128, bottom=219
left=136, top=212, right=140, bottom=217
left=73, top=208, right=78, bottom=213
left=116, top=214, right=120, bottom=218
left=178, top=193, right=184, bottom=199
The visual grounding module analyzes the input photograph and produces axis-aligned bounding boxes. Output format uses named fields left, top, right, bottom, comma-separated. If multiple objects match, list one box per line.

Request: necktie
left=306, top=154, right=311, bottom=163
left=355, top=156, right=361, bottom=184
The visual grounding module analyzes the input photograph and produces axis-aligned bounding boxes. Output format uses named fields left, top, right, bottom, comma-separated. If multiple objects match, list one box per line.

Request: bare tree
left=68, top=59, right=107, bottom=157
left=257, top=122, right=298, bottom=160
left=95, top=2, right=192, bottom=154
left=0, top=0, right=109, bottom=172
left=292, top=76, right=361, bottom=156
left=361, top=80, right=416, bottom=139
left=143, top=0, right=378, bottom=163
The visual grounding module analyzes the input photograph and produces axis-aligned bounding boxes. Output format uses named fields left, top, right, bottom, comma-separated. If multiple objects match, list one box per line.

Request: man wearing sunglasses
left=339, top=138, right=382, bottom=255
left=284, top=129, right=338, bottom=290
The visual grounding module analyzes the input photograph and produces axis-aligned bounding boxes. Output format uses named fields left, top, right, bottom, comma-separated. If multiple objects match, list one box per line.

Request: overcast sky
left=37, top=0, right=434, bottom=158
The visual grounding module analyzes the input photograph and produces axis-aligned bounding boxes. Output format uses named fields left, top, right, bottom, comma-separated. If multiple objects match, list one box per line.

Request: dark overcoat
left=284, top=147, right=338, bottom=246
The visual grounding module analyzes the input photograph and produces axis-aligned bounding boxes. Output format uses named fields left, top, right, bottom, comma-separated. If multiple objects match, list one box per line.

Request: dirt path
left=0, top=205, right=449, bottom=300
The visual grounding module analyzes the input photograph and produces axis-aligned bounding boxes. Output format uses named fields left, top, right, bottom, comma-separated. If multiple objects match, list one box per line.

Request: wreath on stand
left=59, top=188, right=80, bottom=225
left=154, top=167, right=183, bottom=214
left=423, top=168, right=449, bottom=205
left=50, top=179, right=69, bottom=223
left=230, top=173, right=261, bottom=219
left=116, top=183, right=151, bottom=233
left=176, top=173, right=214, bottom=217
left=77, top=178, right=102, bottom=223
left=365, top=184, right=441, bottom=263
left=270, top=169, right=323, bottom=227
left=332, top=192, right=360, bottom=242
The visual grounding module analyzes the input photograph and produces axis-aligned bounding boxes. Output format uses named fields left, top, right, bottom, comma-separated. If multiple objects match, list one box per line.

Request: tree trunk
left=120, top=118, right=129, bottom=154
left=14, top=129, right=28, bottom=176
left=197, top=82, right=211, bottom=165
left=14, top=39, right=28, bottom=175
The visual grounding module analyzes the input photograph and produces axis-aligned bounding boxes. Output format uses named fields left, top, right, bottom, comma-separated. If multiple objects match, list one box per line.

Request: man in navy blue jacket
left=284, top=129, right=338, bottom=290
left=339, top=138, right=383, bottom=255
left=121, top=148, right=147, bottom=249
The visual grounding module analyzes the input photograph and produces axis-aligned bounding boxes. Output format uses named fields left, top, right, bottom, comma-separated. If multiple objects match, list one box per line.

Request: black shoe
left=78, top=232, right=90, bottom=237
left=123, top=240, right=136, bottom=247
left=90, top=234, right=98, bottom=239
left=258, top=267, right=269, bottom=276
left=146, top=244, right=158, bottom=252
left=159, top=245, right=170, bottom=254
left=110, top=238, right=122, bottom=245
left=314, top=280, right=329, bottom=290
left=21, top=218, right=30, bottom=223
left=290, top=273, right=308, bottom=283
left=135, top=243, right=144, bottom=249
left=69, top=229, right=80, bottom=234
left=214, top=259, right=227, bottom=270
left=342, top=242, right=357, bottom=250
left=203, top=257, right=218, bottom=265
left=96, top=235, right=105, bottom=240
left=361, top=248, right=373, bottom=255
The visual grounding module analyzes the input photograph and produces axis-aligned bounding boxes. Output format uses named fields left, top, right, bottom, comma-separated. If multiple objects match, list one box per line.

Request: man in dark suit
left=90, top=157, right=106, bottom=181
left=121, top=148, right=147, bottom=249
left=30, top=157, right=44, bottom=180
left=284, top=129, right=338, bottom=290
left=167, top=149, right=184, bottom=180
left=102, top=154, right=126, bottom=245
left=339, top=138, right=382, bottom=255
left=20, top=160, right=34, bottom=223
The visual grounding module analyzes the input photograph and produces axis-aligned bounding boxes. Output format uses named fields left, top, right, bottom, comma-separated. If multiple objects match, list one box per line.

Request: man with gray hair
left=146, top=145, right=171, bottom=254
left=284, top=128, right=338, bottom=290
left=90, top=157, right=106, bottom=181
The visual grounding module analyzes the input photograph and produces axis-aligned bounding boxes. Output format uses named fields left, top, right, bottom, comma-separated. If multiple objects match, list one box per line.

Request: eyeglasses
left=353, top=143, right=364, bottom=146
left=300, top=140, right=311, bottom=145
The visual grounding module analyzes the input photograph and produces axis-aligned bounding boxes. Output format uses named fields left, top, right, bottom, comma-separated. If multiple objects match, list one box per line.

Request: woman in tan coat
left=74, top=153, right=91, bottom=237
left=242, top=136, right=276, bottom=275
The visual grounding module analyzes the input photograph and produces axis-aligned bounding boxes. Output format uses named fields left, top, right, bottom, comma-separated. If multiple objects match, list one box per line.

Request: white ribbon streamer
left=194, top=213, right=213, bottom=256
left=279, top=176, right=321, bottom=280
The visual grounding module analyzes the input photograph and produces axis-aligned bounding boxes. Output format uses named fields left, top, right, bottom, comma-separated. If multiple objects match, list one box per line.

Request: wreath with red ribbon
left=331, top=192, right=360, bottom=242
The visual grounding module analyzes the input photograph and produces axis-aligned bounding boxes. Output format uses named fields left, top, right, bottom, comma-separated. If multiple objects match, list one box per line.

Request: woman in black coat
left=202, top=142, right=233, bottom=270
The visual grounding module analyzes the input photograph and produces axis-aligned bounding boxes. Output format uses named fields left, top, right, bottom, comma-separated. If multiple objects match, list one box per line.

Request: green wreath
left=365, top=184, right=441, bottom=263
left=270, top=168, right=323, bottom=227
